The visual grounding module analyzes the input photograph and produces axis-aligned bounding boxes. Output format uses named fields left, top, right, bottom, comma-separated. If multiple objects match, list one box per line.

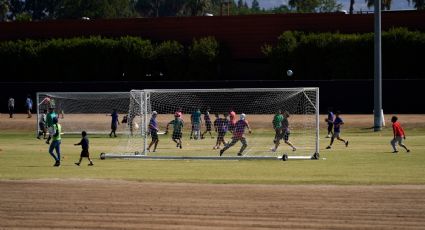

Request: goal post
left=36, top=92, right=131, bottom=135
left=103, top=88, right=320, bottom=160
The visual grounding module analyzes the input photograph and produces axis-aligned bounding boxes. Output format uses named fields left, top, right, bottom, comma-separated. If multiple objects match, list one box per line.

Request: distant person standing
left=8, top=97, right=14, bottom=118
left=220, top=113, right=252, bottom=157
left=390, top=116, right=410, bottom=153
left=271, top=111, right=296, bottom=152
left=74, top=131, right=94, bottom=166
left=37, top=109, right=47, bottom=139
left=25, top=94, right=33, bottom=118
left=45, top=107, right=57, bottom=144
left=326, top=108, right=334, bottom=138
left=165, top=112, right=184, bottom=149
left=326, top=111, right=349, bottom=149
left=213, top=113, right=229, bottom=150
left=272, top=110, right=283, bottom=145
left=201, top=109, right=213, bottom=139
left=147, top=111, right=159, bottom=152
left=191, top=108, right=202, bottom=140
left=109, top=109, right=119, bottom=138
left=48, top=117, right=62, bottom=167
left=229, top=110, right=237, bottom=133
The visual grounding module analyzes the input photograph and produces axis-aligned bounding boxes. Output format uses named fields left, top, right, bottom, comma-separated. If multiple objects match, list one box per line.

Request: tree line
left=1, top=0, right=423, bottom=22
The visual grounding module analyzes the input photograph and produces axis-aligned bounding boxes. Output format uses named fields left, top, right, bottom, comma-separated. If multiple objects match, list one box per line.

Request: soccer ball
left=287, top=70, right=293, bottom=77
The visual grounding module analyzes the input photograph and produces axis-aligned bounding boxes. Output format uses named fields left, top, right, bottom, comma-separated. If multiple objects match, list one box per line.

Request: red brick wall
left=1, top=11, right=424, bottom=58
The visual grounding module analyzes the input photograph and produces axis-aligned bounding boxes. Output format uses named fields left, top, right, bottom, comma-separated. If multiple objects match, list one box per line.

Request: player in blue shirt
left=147, top=111, right=159, bottom=152
left=109, top=109, right=119, bottom=138
left=326, top=111, right=349, bottom=149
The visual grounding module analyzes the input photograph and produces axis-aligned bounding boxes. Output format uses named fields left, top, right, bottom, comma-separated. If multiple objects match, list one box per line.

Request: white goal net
left=36, top=92, right=131, bottom=135
left=106, top=88, right=319, bottom=160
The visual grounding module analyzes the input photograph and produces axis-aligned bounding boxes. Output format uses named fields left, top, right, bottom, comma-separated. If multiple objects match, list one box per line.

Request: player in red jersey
left=390, top=116, right=410, bottom=153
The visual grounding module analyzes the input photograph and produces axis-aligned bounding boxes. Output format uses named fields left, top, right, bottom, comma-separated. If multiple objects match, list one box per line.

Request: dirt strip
left=1, top=179, right=424, bottom=229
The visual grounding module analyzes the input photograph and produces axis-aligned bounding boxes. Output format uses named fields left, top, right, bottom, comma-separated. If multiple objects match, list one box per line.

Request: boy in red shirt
left=391, top=116, right=410, bottom=153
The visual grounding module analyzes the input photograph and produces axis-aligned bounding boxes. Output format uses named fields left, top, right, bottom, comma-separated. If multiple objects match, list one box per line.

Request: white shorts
left=48, top=127, right=55, bottom=135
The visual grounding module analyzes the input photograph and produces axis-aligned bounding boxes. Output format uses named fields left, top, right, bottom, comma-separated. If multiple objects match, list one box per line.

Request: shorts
left=80, top=149, right=90, bottom=158
left=150, top=130, right=158, bottom=140
left=333, top=132, right=341, bottom=138
left=48, top=127, right=55, bottom=135
left=205, top=122, right=212, bottom=131
left=172, top=132, right=182, bottom=140
left=217, top=131, right=226, bottom=140
left=39, top=122, right=46, bottom=131
left=282, top=131, right=290, bottom=141
left=193, top=123, right=201, bottom=131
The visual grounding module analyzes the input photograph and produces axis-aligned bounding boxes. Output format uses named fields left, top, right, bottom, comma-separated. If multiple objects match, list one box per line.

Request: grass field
left=1, top=114, right=425, bottom=229
left=0, top=114, right=424, bottom=185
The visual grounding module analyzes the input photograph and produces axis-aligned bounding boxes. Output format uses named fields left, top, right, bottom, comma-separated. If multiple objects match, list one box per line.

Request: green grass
left=0, top=127, right=424, bottom=185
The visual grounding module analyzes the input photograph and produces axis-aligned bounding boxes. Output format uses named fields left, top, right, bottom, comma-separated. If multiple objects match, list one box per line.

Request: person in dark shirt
left=109, top=109, right=119, bottom=138
left=74, top=131, right=94, bottom=166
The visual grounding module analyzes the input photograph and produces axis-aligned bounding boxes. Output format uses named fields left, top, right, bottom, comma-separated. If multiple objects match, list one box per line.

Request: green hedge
left=0, top=36, right=219, bottom=81
left=263, top=28, right=425, bottom=79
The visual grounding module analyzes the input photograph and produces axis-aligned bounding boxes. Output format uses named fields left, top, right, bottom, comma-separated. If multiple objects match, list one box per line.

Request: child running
left=165, top=112, right=184, bottom=149
left=390, top=116, right=410, bottom=153
left=147, top=111, right=159, bottom=152
left=220, top=113, right=252, bottom=156
left=213, top=113, right=229, bottom=149
left=74, top=131, right=94, bottom=166
left=326, top=111, right=349, bottom=149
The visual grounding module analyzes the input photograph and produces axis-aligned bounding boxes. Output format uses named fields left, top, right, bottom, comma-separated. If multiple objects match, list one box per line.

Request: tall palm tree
left=365, top=0, right=392, bottom=10
left=407, top=0, right=425, bottom=10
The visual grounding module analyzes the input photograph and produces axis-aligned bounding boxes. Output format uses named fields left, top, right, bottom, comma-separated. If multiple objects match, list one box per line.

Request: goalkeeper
left=220, top=113, right=251, bottom=156
left=165, top=112, right=184, bottom=149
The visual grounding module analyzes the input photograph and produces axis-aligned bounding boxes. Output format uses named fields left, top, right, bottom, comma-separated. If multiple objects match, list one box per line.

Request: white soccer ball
left=287, top=69, right=293, bottom=77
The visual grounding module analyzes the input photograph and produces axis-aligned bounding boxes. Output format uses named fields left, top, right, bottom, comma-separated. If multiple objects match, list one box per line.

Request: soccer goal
left=36, top=92, right=131, bottom=135
left=102, top=88, right=319, bottom=160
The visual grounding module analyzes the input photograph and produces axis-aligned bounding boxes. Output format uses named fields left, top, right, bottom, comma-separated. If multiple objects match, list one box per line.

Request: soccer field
left=0, top=114, right=424, bottom=229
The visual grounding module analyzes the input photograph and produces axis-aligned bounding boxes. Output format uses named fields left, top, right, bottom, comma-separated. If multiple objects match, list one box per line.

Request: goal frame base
left=100, top=152, right=318, bottom=161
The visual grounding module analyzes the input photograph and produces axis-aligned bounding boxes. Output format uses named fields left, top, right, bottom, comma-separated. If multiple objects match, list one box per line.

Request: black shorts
left=150, top=130, right=158, bottom=140
left=80, top=149, right=90, bottom=158
left=282, top=131, right=290, bottom=141
left=172, top=132, right=182, bottom=139
left=111, top=123, right=117, bottom=131
left=39, top=122, right=46, bottom=131
left=217, top=131, right=226, bottom=140
left=206, top=122, right=212, bottom=131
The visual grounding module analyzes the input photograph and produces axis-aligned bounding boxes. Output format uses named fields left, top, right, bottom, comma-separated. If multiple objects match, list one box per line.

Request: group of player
left=37, top=104, right=94, bottom=167
left=146, top=109, right=301, bottom=157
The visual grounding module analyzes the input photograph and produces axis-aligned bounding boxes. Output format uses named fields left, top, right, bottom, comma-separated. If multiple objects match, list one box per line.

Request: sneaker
left=270, top=147, right=276, bottom=152
left=54, top=161, right=60, bottom=167
left=237, top=153, right=242, bottom=156
left=37, top=136, right=41, bottom=139
left=75, top=162, right=80, bottom=166
left=213, top=146, right=217, bottom=150
left=407, top=149, right=410, bottom=153
left=345, top=141, right=349, bottom=147
left=45, top=141, right=50, bottom=145
left=176, top=143, right=180, bottom=148
left=292, top=147, right=297, bottom=151
left=326, top=146, right=331, bottom=149
left=88, top=162, right=94, bottom=166
left=219, top=149, right=224, bottom=156
left=179, top=143, right=182, bottom=149
left=393, top=150, right=399, bottom=153
left=326, top=134, right=331, bottom=138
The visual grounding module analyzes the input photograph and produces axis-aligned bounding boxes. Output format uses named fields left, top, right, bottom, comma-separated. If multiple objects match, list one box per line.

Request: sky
left=244, top=0, right=414, bottom=11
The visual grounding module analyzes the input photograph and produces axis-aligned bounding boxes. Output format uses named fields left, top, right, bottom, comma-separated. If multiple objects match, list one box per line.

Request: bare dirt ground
left=1, top=179, right=425, bottom=229
left=1, top=113, right=425, bottom=132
